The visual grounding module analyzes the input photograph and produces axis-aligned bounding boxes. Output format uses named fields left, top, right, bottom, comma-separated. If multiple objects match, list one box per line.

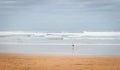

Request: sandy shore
left=0, top=53, right=120, bottom=70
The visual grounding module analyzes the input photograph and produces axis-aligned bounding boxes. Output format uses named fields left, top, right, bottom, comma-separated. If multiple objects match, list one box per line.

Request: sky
left=0, top=0, right=120, bottom=32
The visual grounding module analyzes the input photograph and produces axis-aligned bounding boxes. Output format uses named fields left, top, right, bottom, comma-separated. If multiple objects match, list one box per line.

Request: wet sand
left=0, top=53, right=120, bottom=70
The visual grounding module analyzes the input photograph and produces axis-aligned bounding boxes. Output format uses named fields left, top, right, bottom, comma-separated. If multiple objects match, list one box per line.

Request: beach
left=0, top=0, right=120, bottom=69
left=0, top=53, right=120, bottom=70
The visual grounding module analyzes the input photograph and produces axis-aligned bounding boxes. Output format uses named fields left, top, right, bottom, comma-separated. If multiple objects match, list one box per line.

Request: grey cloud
left=0, top=0, right=120, bottom=31
left=0, top=0, right=120, bottom=9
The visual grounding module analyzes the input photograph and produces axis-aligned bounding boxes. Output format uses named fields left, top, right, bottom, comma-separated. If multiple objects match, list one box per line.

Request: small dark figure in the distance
left=72, top=44, right=75, bottom=54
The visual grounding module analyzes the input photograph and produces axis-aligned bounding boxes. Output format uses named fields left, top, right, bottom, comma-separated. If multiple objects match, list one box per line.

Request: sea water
left=0, top=31, right=120, bottom=55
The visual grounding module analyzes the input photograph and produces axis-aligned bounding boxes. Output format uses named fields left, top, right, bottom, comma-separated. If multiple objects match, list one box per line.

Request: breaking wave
left=0, top=31, right=120, bottom=40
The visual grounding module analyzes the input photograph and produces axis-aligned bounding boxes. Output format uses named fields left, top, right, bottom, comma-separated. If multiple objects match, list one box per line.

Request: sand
left=0, top=53, right=120, bottom=70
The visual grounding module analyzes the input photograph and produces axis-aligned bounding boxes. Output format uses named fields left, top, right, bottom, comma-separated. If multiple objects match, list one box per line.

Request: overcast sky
left=0, top=0, right=120, bottom=32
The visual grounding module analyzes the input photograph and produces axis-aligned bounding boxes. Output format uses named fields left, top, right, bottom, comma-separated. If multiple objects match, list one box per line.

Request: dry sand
left=0, top=53, right=120, bottom=70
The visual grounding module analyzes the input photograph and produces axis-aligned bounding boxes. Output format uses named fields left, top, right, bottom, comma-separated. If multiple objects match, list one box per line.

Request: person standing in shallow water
left=72, top=44, right=75, bottom=54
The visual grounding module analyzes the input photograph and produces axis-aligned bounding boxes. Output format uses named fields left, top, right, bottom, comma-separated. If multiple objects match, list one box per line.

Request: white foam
left=0, top=31, right=120, bottom=40
left=83, top=31, right=120, bottom=36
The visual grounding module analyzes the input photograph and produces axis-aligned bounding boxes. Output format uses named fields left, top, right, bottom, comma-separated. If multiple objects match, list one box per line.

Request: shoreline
left=0, top=52, right=120, bottom=56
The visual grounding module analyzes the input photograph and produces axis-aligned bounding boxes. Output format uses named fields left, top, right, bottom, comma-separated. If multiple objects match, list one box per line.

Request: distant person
left=72, top=44, right=75, bottom=54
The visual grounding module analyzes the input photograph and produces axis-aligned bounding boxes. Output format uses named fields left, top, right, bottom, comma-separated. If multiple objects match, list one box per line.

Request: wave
left=0, top=31, right=120, bottom=40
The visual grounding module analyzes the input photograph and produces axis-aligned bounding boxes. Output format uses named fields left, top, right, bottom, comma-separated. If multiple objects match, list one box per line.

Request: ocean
left=0, top=31, right=120, bottom=55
